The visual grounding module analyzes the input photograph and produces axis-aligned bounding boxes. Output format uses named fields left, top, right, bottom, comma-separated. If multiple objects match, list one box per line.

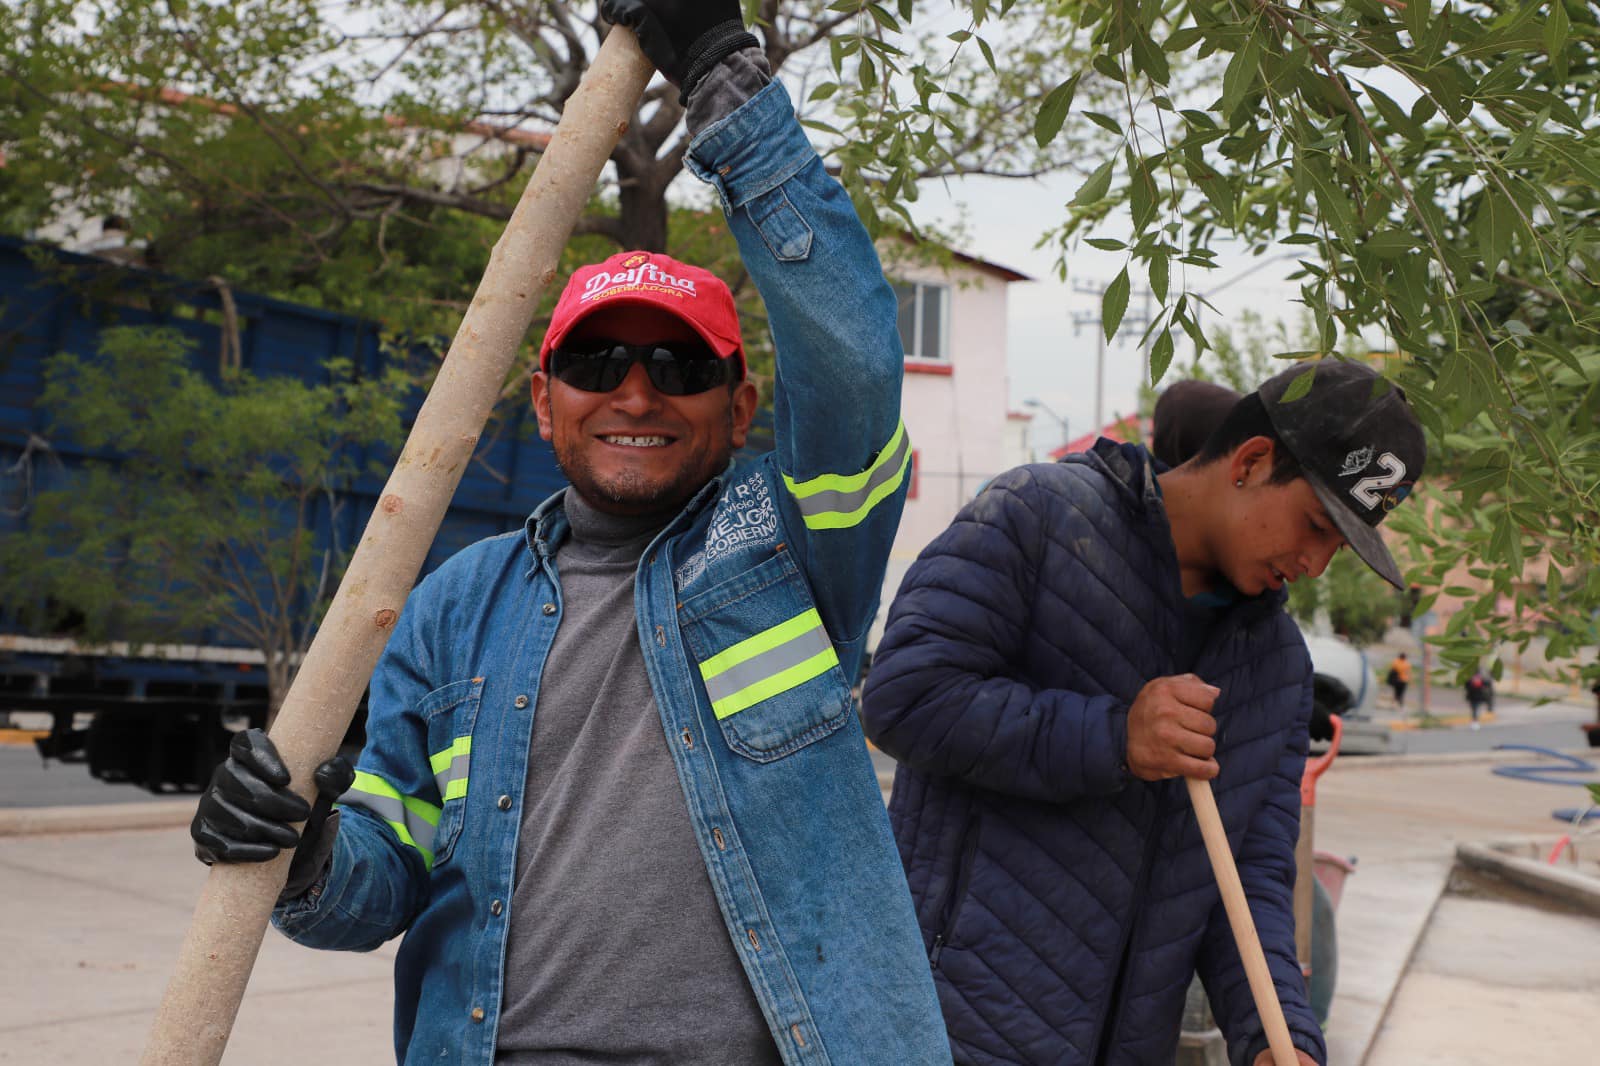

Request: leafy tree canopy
left=831, top=0, right=1600, bottom=682
left=0, top=0, right=1100, bottom=357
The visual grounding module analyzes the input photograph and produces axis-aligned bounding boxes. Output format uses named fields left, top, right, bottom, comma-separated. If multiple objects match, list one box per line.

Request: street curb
left=1456, top=840, right=1600, bottom=917
left=1331, top=747, right=1597, bottom=771
left=0, top=798, right=197, bottom=837
left=1348, top=861, right=1454, bottom=1066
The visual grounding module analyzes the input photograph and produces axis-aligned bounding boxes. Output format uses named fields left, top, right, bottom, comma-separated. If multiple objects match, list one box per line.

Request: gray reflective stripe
left=698, top=610, right=840, bottom=720
left=338, top=770, right=440, bottom=868
left=430, top=736, right=472, bottom=803
left=784, top=425, right=912, bottom=528
left=701, top=622, right=834, bottom=708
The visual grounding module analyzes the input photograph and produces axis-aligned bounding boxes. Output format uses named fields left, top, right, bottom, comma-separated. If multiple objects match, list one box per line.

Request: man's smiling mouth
left=600, top=434, right=672, bottom=448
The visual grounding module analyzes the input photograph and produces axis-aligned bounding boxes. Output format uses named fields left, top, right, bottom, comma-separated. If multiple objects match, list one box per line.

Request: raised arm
left=684, top=58, right=909, bottom=641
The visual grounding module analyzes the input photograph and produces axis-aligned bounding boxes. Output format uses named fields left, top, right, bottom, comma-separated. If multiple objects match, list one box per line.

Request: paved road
left=0, top=741, right=188, bottom=808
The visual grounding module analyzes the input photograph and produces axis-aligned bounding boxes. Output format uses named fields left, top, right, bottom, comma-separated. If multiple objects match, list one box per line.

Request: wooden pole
left=140, top=29, right=654, bottom=1066
left=1186, top=776, right=1301, bottom=1066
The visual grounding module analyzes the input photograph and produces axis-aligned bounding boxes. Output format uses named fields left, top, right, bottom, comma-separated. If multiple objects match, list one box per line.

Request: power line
left=1070, top=277, right=1154, bottom=432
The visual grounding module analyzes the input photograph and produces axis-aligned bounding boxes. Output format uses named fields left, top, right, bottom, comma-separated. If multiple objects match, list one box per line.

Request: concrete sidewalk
left=1313, top=747, right=1600, bottom=1065
left=3, top=746, right=1597, bottom=1064
left=0, top=823, right=397, bottom=1065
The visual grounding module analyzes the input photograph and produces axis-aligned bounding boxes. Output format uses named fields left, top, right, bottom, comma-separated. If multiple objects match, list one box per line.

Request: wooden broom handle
left=140, top=28, right=655, bottom=1066
left=1187, top=776, right=1301, bottom=1066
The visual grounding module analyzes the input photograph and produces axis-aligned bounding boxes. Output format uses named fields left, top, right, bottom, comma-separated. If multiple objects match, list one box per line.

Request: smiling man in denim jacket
left=186, top=3, right=948, bottom=1063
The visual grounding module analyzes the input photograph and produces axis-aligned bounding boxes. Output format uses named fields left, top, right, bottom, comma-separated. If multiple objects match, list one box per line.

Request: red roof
left=1049, top=414, right=1147, bottom=460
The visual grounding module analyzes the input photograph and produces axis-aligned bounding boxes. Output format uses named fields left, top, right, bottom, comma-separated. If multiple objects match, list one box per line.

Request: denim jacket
left=273, top=81, right=951, bottom=1066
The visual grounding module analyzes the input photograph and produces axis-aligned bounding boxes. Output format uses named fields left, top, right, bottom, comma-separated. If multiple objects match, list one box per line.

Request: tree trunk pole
left=140, top=29, right=653, bottom=1066
left=1186, top=776, right=1301, bottom=1066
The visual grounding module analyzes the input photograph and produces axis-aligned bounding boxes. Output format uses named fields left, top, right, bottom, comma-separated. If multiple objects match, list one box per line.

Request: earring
left=1235, top=479, right=1244, bottom=488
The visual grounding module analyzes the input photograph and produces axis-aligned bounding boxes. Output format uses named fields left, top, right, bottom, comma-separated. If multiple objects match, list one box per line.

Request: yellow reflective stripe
left=784, top=421, right=907, bottom=498
left=342, top=770, right=440, bottom=869
left=429, top=735, right=472, bottom=775
left=442, top=777, right=469, bottom=802
left=797, top=446, right=912, bottom=531
left=782, top=422, right=912, bottom=530
left=711, top=647, right=840, bottom=720
left=699, top=608, right=824, bottom=681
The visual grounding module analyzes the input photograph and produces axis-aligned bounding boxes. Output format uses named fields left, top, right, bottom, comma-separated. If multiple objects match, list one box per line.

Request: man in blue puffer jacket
left=863, top=360, right=1425, bottom=1066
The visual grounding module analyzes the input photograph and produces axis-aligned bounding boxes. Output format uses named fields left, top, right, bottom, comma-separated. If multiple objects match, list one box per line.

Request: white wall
left=872, top=252, right=1019, bottom=643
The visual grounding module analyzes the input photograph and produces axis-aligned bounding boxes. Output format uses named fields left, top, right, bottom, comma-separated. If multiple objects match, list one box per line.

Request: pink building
left=872, top=242, right=1030, bottom=640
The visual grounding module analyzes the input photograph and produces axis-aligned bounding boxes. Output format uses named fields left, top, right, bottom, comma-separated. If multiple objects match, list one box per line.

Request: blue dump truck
left=0, top=236, right=570, bottom=791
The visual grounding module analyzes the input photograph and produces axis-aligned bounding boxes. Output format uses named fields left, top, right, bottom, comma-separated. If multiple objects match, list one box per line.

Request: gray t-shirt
left=495, top=490, right=780, bottom=1065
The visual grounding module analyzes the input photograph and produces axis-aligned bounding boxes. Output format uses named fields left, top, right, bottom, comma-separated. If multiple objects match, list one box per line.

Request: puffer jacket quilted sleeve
left=863, top=464, right=1132, bottom=802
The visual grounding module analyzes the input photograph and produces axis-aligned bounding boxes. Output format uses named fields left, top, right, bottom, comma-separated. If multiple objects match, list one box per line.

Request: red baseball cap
left=538, top=250, right=745, bottom=376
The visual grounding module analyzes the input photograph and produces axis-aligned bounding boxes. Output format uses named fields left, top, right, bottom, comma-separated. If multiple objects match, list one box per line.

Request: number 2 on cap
left=1350, top=453, right=1406, bottom=510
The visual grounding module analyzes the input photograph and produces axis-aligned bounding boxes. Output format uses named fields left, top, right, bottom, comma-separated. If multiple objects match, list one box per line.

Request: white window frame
left=893, top=281, right=949, bottom=362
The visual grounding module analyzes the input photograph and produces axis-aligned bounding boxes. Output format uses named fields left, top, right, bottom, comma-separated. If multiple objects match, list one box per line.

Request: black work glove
left=601, top=0, right=759, bottom=103
left=191, top=728, right=355, bottom=899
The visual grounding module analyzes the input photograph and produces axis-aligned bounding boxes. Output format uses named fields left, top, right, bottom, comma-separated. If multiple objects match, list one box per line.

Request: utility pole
left=1071, top=278, right=1154, bottom=435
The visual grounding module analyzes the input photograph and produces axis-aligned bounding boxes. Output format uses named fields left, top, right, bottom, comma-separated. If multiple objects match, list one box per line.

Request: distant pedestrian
left=1586, top=679, right=1600, bottom=748
left=1387, top=652, right=1412, bottom=708
left=1465, top=669, right=1494, bottom=729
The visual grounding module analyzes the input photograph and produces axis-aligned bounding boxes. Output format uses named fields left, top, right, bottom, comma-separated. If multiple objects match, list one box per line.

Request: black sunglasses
left=549, top=339, right=738, bottom=396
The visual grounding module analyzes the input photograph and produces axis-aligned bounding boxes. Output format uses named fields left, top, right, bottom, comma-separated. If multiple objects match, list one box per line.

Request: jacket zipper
left=929, top=810, right=983, bottom=967
left=1091, top=784, right=1170, bottom=1065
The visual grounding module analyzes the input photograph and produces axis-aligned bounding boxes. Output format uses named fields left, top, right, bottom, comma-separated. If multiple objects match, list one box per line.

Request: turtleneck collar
left=561, top=487, right=678, bottom=550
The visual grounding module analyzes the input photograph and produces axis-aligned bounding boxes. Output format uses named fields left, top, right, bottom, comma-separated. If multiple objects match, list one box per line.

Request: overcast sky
left=906, top=173, right=1306, bottom=455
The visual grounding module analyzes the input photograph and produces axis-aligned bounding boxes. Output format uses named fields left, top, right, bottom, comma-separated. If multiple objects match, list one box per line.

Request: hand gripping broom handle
left=140, top=29, right=654, bottom=1066
left=1186, top=776, right=1301, bottom=1066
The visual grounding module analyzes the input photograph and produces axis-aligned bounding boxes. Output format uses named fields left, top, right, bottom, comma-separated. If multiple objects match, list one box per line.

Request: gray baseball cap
left=1257, top=361, right=1426, bottom=590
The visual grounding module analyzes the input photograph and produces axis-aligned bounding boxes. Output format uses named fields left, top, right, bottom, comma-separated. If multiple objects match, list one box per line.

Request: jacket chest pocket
left=678, top=550, right=850, bottom=762
left=420, top=676, right=483, bottom=868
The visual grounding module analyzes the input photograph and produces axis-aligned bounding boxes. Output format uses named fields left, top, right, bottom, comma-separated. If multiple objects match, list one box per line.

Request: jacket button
left=470, top=1007, right=485, bottom=1023
left=542, top=602, right=556, bottom=615
left=712, top=828, right=726, bottom=850
left=490, top=899, right=503, bottom=916
left=654, top=625, right=667, bottom=647
left=497, top=795, right=512, bottom=811
left=514, top=694, right=530, bottom=709
left=747, top=928, right=761, bottom=952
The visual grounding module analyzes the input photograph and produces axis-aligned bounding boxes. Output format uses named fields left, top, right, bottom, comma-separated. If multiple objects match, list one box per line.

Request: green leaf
left=1033, top=74, right=1081, bottom=149
left=1365, top=230, right=1421, bottom=258
left=1129, top=30, right=1171, bottom=86
left=1197, top=173, right=1236, bottom=226
left=1545, top=1, right=1570, bottom=56
left=1304, top=160, right=1357, bottom=240
left=1073, top=156, right=1116, bottom=205
left=1149, top=252, right=1169, bottom=302
left=1359, top=81, right=1423, bottom=139
left=1092, top=54, right=1126, bottom=84
left=1281, top=365, right=1317, bottom=402
left=1404, top=0, right=1429, bottom=41
left=1150, top=327, right=1175, bottom=384
left=1220, top=35, right=1261, bottom=117
left=1086, top=237, right=1127, bottom=251
left=1103, top=267, right=1130, bottom=343
left=1084, top=111, right=1123, bottom=136
left=1475, top=191, right=1516, bottom=271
